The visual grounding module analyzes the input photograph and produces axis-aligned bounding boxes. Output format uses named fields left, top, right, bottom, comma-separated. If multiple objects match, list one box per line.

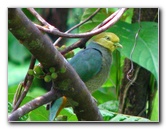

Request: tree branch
left=27, top=8, right=101, bottom=46
left=8, top=8, right=102, bottom=121
left=27, top=8, right=51, bottom=26
left=59, top=8, right=127, bottom=55
left=53, top=8, right=101, bottom=45
left=12, top=56, right=36, bottom=111
left=30, top=8, right=127, bottom=38
left=9, top=88, right=58, bottom=121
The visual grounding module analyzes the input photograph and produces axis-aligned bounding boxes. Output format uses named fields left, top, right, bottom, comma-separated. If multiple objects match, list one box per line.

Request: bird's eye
left=105, top=36, right=111, bottom=41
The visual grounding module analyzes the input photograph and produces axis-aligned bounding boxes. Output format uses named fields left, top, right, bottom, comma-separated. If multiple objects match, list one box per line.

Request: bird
left=49, top=32, right=122, bottom=120
left=69, top=32, right=122, bottom=93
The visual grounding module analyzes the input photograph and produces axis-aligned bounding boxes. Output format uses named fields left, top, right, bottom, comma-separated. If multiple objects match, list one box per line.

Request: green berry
left=57, top=45, right=67, bottom=51
left=51, top=72, right=58, bottom=79
left=61, top=45, right=66, bottom=50
left=60, top=67, right=66, bottom=73
left=64, top=51, right=74, bottom=59
left=49, top=67, right=56, bottom=73
left=28, top=69, right=34, bottom=75
left=44, top=75, right=52, bottom=82
left=64, top=53, right=69, bottom=59
left=34, top=65, right=44, bottom=75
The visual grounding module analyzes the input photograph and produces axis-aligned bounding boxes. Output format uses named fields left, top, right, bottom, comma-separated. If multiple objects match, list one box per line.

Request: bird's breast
left=85, top=50, right=112, bottom=93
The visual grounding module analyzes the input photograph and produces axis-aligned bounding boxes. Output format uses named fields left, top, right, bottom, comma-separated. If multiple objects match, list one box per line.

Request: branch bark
left=8, top=8, right=102, bottom=121
left=119, top=59, right=150, bottom=117
left=33, top=8, right=127, bottom=38
left=9, top=88, right=57, bottom=121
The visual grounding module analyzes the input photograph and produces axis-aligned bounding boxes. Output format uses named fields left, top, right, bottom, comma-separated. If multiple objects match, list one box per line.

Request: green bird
left=69, top=32, right=122, bottom=93
left=49, top=32, right=122, bottom=120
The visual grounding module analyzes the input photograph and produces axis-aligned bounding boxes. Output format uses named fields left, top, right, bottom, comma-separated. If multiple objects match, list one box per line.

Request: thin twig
left=60, top=8, right=127, bottom=55
left=30, top=8, right=127, bottom=38
left=53, top=8, right=101, bottom=46
left=120, top=66, right=141, bottom=113
left=127, top=8, right=142, bottom=81
left=12, top=56, right=36, bottom=111
left=23, top=56, right=36, bottom=86
left=27, top=8, right=50, bottom=26
left=61, top=37, right=91, bottom=55
left=94, top=8, right=121, bottom=29
left=9, top=88, right=59, bottom=121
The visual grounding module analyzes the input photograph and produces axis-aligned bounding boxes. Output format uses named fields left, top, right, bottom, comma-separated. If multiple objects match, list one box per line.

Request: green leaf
left=8, top=102, right=13, bottom=113
left=8, top=101, right=29, bottom=121
left=150, top=91, right=159, bottom=121
left=92, top=87, right=117, bottom=104
left=80, top=10, right=158, bottom=81
left=29, top=106, right=49, bottom=121
left=19, top=114, right=29, bottom=121
left=8, top=92, right=34, bottom=121
left=27, top=87, right=46, bottom=98
left=100, top=109, right=116, bottom=121
left=103, top=50, right=125, bottom=95
left=98, top=100, right=119, bottom=112
left=8, top=92, right=34, bottom=106
left=100, top=109, right=150, bottom=122
left=8, top=61, right=29, bottom=86
left=108, top=21, right=158, bottom=82
left=59, top=107, right=77, bottom=121
left=109, top=113, right=150, bottom=122
left=120, top=8, right=134, bottom=23
left=22, top=8, right=42, bottom=23
left=79, top=8, right=134, bottom=33
left=107, top=8, right=134, bottom=23
left=8, top=89, right=48, bottom=121
left=79, top=8, right=111, bottom=33
left=8, top=31, right=31, bottom=64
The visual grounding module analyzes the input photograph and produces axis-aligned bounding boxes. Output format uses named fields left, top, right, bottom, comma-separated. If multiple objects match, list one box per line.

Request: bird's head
left=92, top=32, right=122, bottom=52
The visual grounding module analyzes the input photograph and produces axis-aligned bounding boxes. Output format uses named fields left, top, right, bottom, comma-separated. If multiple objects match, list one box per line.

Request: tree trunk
left=119, top=8, right=158, bottom=118
left=119, top=59, right=150, bottom=117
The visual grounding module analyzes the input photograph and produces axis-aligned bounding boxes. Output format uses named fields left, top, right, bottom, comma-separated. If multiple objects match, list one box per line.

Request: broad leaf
left=108, top=21, right=158, bottom=82
left=29, top=106, right=49, bottom=121
left=79, top=8, right=158, bottom=81
left=98, top=100, right=119, bottom=112
left=59, top=107, right=77, bottom=121
left=100, top=109, right=150, bottom=122
left=150, top=91, right=159, bottom=121
left=8, top=61, right=29, bottom=86
left=92, top=87, right=117, bottom=104
left=8, top=31, right=31, bottom=64
left=8, top=93, right=33, bottom=121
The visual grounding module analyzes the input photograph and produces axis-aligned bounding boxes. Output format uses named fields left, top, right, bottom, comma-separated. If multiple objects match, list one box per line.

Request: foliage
left=79, top=8, right=158, bottom=122
left=79, top=8, right=158, bottom=82
left=108, top=21, right=158, bottom=82
left=8, top=8, right=158, bottom=122
left=150, top=91, right=159, bottom=121
left=79, top=8, right=134, bottom=33
left=8, top=85, right=48, bottom=121
left=100, top=109, right=150, bottom=122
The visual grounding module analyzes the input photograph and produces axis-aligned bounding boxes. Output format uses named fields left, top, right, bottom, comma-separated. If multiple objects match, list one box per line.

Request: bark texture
left=8, top=8, right=103, bottom=121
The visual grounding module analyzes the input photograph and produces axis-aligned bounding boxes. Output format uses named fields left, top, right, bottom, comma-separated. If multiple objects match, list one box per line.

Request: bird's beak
left=114, top=43, right=123, bottom=48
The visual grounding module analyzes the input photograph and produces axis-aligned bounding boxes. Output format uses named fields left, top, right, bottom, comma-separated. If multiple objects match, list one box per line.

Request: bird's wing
left=69, top=48, right=102, bottom=82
